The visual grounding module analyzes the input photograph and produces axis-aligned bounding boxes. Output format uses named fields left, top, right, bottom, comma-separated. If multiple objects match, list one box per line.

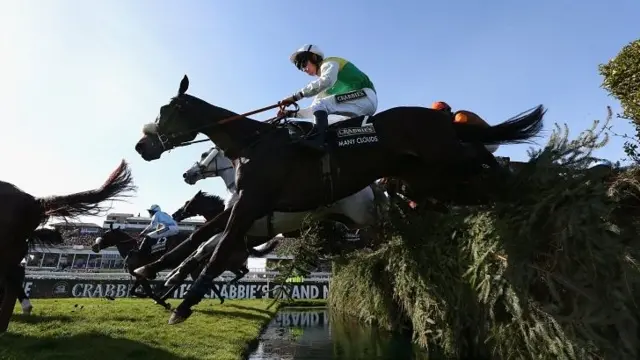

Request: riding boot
left=139, top=236, right=152, bottom=253
left=297, top=110, right=328, bottom=152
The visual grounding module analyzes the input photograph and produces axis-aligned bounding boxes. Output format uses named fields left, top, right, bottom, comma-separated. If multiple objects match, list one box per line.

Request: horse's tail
left=37, top=160, right=136, bottom=220
left=248, top=238, right=280, bottom=257
left=453, top=105, right=546, bottom=146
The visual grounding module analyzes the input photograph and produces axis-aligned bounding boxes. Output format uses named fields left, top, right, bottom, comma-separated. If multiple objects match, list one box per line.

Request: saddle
left=281, top=115, right=380, bottom=205
left=285, top=115, right=379, bottom=150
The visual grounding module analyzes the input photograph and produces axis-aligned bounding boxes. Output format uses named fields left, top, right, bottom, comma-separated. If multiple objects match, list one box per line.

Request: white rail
left=26, top=270, right=332, bottom=282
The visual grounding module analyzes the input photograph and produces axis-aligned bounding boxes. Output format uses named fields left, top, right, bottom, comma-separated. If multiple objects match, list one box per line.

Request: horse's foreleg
left=170, top=192, right=269, bottom=324
left=164, top=234, right=221, bottom=287
left=134, top=208, right=232, bottom=280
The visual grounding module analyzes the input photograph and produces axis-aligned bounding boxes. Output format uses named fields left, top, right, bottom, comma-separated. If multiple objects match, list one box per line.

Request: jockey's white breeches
left=147, top=225, right=179, bottom=239
left=310, top=88, right=378, bottom=122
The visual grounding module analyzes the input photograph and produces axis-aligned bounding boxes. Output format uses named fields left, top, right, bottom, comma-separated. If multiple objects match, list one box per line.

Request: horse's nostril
left=183, top=173, right=188, bottom=179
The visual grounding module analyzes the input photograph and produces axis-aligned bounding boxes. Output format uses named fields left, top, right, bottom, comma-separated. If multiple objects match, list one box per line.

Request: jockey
left=432, top=101, right=488, bottom=126
left=432, top=101, right=498, bottom=153
left=279, top=44, right=378, bottom=152
left=138, top=204, right=180, bottom=253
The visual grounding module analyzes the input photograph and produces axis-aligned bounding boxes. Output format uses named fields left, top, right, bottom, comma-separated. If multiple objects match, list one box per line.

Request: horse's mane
left=198, top=192, right=226, bottom=210
left=177, top=94, right=261, bottom=123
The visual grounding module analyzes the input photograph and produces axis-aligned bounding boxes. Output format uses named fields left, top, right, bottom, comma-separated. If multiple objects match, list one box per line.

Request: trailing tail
left=38, top=160, right=137, bottom=220
left=453, top=105, right=546, bottom=146
left=248, top=238, right=280, bottom=257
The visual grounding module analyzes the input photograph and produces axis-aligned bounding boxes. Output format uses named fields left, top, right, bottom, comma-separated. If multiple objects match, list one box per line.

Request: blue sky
left=1, top=0, right=639, bottom=226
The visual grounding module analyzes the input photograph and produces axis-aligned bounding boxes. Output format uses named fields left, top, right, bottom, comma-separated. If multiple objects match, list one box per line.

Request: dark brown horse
left=0, top=228, right=64, bottom=318
left=90, top=224, right=195, bottom=310
left=133, top=75, right=545, bottom=324
left=0, top=160, right=135, bottom=332
left=167, top=191, right=280, bottom=304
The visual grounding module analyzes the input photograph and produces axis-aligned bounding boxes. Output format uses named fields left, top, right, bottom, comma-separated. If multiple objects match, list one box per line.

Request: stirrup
left=297, top=136, right=326, bottom=152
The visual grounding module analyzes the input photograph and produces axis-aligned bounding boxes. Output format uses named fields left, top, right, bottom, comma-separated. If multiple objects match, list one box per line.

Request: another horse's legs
left=164, top=234, right=222, bottom=287
left=0, top=288, right=15, bottom=333
left=0, top=269, right=20, bottom=333
left=134, top=209, right=232, bottom=280
left=210, top=283, right=225, bottom=305
left=170, top=192, right=270, bottom=324
left=128, top=278, right=142, bottom=297
left=228, top=266, right=249, bottom=284
left=14, top=266, right=31, bottom=315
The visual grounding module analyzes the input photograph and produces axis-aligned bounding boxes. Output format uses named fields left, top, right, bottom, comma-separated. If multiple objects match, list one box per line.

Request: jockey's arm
left=140, top=214, right=159, bottom=235
left=293, top=61, right=340, bottom=119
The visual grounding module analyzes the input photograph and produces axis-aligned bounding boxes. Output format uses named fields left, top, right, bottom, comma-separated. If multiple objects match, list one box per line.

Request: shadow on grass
left=195, top=308, right=269, bottom=322
left=10, top=314, right=75, bottom=325
left=0, top=332, right=194, bottom=360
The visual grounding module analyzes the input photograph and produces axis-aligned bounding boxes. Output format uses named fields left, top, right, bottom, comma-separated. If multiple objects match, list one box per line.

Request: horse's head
left=135, top=75, right=208, bottom=161
left=135, top=74, right=277, bottom=161
left=172, top=191, right=226, bottom=222
left=183, top=146, right=235, bottom=185
left=91, top=223, right=137, bottom=253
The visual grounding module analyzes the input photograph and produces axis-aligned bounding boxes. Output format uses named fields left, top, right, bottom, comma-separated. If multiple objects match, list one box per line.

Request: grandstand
left=27, top=212, right=205, bottom=271
left=26, top=212, right=332, bottom=281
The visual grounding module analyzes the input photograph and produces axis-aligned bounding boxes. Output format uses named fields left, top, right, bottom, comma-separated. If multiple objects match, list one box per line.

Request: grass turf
left=0, top=298, right=281, bottom=360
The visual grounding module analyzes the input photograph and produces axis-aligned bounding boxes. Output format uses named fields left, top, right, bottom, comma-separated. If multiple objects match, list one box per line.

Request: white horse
left=183, top=146, right=385, bottom=235
left=165, top=146, right=387, bottom=286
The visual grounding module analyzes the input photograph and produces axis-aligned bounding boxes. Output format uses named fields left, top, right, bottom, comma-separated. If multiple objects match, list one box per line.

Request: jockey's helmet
left=432, top=101, right=452, bottom=112
left=147, top=204, right=161, bottom=214
left=290, top=44, right=324, bottom=70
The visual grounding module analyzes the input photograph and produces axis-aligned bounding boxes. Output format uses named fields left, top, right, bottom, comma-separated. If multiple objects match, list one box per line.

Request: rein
left=169, top=102, right=300, bottom=149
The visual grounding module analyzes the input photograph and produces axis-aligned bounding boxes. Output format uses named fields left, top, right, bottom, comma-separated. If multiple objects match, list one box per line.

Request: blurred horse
left=169, top=192, right=280, bottom=303
left=0, top=160, right=135, bottom=332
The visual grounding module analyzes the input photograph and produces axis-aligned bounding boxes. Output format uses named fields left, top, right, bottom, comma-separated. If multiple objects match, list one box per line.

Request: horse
left=168, top=192, right=281, bottom=304
left=0, top=160, right=135, bottom=332
left=181, top=145, right=383, bottom=242
left=151, top=145, right=384, bottom=292
left=0, top=228, right=64, bottom=318
left=91, top=222, right=200, bottom=309
left=133, top=75, right=545, bottom=324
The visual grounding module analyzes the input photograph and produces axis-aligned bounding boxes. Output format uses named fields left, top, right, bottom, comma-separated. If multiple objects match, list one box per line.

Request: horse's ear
left=179, top=75, right=189, bottom=95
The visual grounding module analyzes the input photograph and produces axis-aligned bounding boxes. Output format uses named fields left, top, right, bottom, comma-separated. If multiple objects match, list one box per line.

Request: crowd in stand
left=59, top=229, right=103, bottom=246
left=58, top=228, right=142, bottom=246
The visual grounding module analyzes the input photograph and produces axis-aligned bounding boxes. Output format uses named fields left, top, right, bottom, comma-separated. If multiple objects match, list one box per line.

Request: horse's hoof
left=219, top=298, right=225, bottom=305
left=23, top=306, right=33, bottom=315
left=168, top=308, right=191, bottom=325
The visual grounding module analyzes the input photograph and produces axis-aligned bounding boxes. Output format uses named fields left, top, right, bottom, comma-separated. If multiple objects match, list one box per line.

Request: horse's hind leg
left=228, top=266, right=249, bottom=284
left=14, top=266, right=31, bottom=315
